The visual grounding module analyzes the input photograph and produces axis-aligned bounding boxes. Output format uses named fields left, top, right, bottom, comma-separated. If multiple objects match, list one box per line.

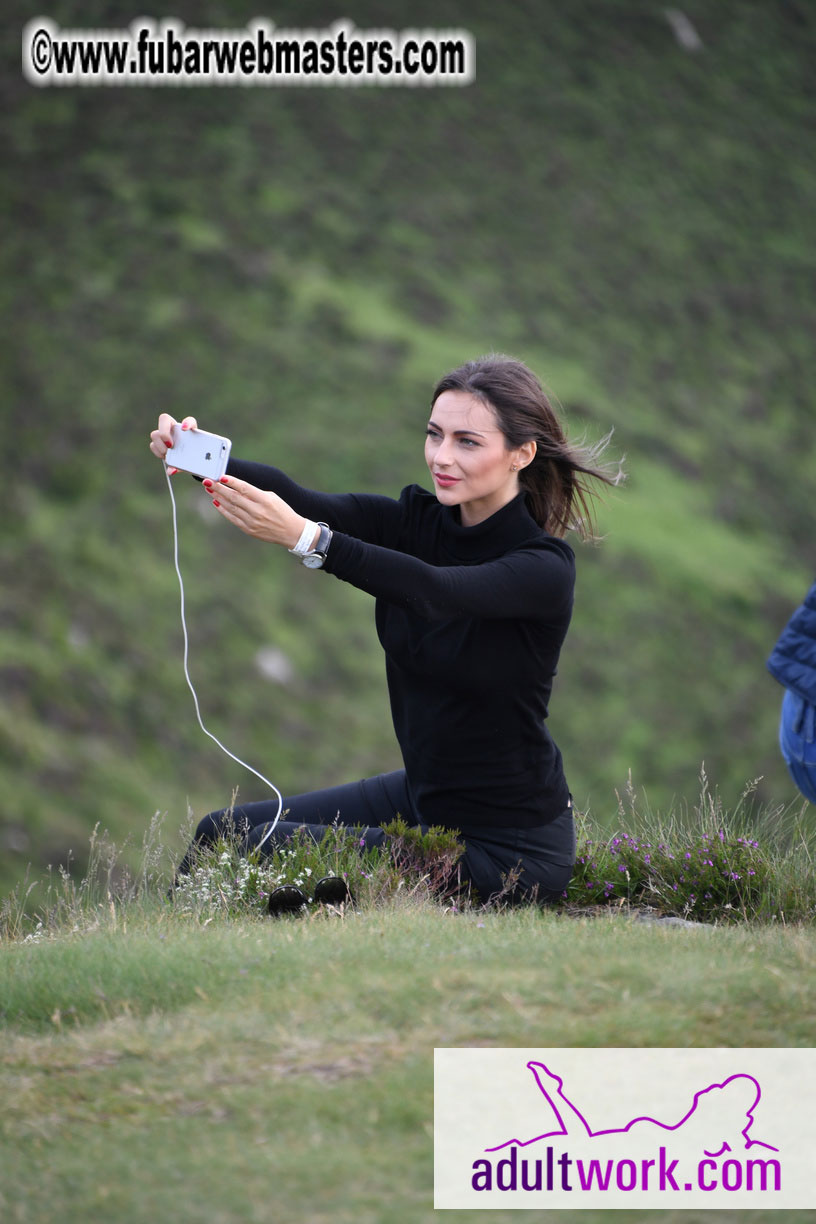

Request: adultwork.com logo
left=434, top=1049, right=813, bottom=1210
left=474, top=1061, right=779, bottom=1194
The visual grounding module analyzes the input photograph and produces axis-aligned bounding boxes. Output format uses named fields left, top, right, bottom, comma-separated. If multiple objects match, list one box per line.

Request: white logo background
left=435, top=1048, right=814, bottom=1209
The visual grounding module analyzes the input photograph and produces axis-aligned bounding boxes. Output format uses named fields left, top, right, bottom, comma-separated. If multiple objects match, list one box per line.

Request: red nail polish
left=181, top=422, right=189, bottom=431
left=219, top=476, right=229, bottom=485
left=213, top=500, right=220, bottom=508
left=203, top=479, right=213, bottom=489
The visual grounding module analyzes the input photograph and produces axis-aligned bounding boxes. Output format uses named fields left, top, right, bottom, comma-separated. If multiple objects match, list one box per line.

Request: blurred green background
left=2, top=0, right=814, bottom=893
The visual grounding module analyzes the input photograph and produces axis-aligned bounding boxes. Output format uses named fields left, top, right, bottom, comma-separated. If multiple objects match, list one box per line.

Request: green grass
left=2, top=906, right=815, bottom=1223
left=2, top=789, right=815, bottom=1223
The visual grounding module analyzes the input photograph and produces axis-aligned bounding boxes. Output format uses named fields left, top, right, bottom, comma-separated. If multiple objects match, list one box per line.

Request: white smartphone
left=169, top=424, right=232, bottom=480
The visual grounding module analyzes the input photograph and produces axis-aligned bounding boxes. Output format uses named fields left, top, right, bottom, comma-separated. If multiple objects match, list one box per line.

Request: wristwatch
left=301, top=522, right=332, bottom=569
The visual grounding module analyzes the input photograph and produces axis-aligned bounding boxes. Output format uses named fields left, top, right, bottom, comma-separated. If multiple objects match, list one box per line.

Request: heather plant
left=569, top=771, right=814, bottom=923
left=570, top=827, right=770, bottom=921
left=380, top=816, right=466, bottom=901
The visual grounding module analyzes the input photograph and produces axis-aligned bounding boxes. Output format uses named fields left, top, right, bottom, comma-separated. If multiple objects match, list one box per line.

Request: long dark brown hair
left=432, top=354, right=622, bottom=539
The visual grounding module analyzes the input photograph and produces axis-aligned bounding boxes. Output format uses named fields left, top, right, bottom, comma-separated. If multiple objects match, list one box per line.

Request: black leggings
left=178, top=770, right=575, bottom=905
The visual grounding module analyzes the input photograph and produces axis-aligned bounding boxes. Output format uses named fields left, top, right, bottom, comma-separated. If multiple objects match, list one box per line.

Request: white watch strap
left=288, top=519, right=319, bottom=557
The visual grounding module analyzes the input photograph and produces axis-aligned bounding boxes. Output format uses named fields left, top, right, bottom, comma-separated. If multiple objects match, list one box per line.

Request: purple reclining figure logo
left=487, top=1060, right=780, bottom=1160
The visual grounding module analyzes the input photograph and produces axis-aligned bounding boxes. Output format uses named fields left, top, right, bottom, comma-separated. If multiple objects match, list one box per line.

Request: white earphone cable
left=165, top=462, right=282, bottom=849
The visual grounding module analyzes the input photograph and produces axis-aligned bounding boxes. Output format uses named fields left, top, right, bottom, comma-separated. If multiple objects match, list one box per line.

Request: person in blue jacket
left=767, top=580, right=816, bottom=804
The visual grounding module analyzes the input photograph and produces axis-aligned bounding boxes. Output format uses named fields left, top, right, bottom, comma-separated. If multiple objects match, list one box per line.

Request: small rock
left=664, top=8, right=704, bottom=52
left=255, top=646, right=296, bottom=685
left=633, top=911, right=707, bottom=928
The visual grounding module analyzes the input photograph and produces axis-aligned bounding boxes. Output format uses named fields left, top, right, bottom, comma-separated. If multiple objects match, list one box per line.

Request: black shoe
left=313, top=876, right=353, bottom=907
left=268, top=885, right=310, bottom=916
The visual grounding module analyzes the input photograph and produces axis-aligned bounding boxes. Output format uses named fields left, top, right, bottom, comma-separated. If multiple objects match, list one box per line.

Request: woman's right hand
left=149, top=413, right=198, bottom=466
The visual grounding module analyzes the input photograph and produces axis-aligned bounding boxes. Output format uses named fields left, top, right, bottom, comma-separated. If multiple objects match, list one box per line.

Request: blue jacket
left=767, top=579, right=816, bottom=704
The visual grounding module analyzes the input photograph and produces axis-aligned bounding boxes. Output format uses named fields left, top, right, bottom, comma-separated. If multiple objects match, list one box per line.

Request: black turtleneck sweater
left=228, top=459, right=575, bottom=831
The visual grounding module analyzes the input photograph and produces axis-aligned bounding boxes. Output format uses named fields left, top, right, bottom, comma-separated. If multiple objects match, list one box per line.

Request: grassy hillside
left=2, top=902, right=815, bottom=1222
left=2, top=0, right=815, bottom=892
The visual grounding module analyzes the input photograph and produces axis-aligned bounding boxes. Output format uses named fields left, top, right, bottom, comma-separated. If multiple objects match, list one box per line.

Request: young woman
left=150, top=355, right=619, bottom=904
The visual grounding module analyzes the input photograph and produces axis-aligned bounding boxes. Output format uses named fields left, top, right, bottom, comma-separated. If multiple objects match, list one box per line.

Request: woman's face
left=425, top=390, right=534, bottom=526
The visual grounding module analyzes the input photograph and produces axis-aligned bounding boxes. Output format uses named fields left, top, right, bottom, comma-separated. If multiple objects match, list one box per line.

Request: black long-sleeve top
left=229, top=458, right=576, bottom=831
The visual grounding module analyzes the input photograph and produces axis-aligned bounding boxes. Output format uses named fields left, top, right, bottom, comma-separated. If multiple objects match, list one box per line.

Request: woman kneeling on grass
left=150, top=355, right=620, bottom=907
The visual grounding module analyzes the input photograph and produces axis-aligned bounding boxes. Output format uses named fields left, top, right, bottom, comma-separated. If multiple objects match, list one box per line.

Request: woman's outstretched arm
left=149, top=412, right=402, bottom=547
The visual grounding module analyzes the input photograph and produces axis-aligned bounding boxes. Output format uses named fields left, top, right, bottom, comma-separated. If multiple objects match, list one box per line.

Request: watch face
left=302, top=553, right=325, bottom=569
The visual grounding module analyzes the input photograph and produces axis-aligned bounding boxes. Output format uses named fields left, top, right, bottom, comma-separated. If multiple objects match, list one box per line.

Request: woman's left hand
left=202, top=475, right=312, bottom=551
